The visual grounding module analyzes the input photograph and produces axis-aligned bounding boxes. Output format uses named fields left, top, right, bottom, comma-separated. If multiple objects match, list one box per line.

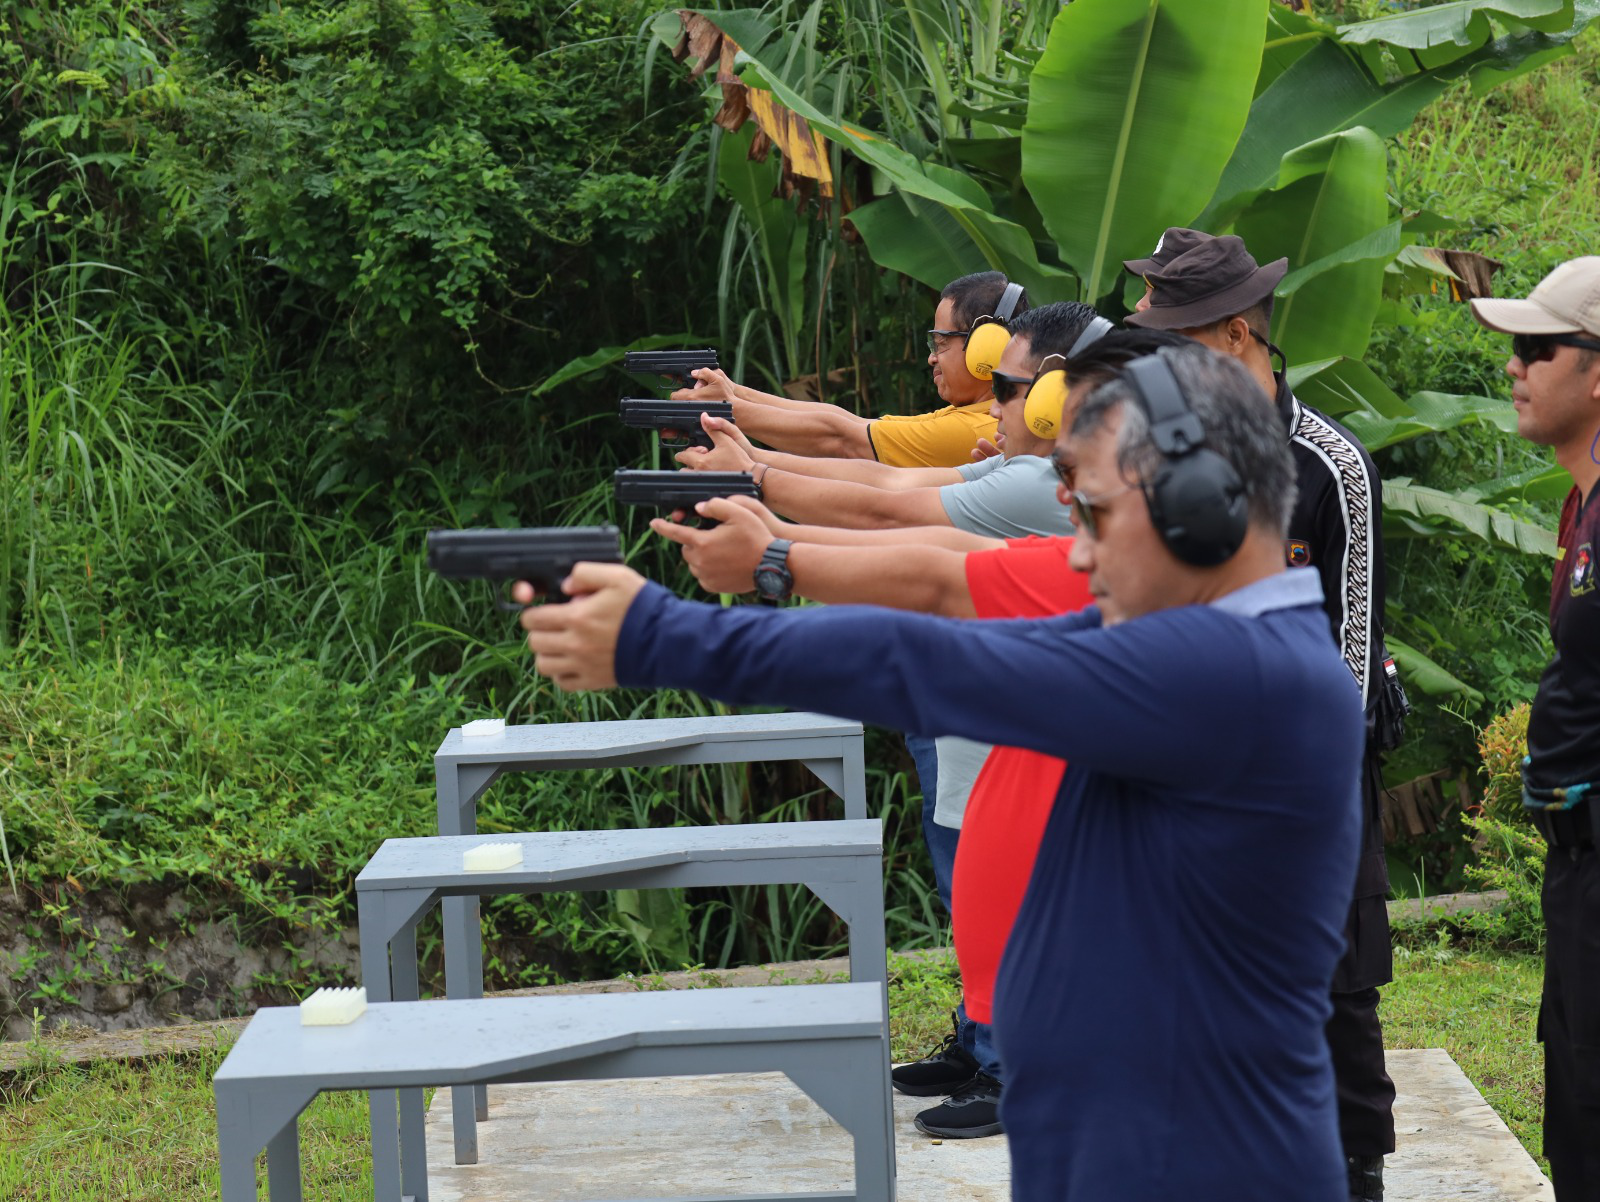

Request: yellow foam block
left=464, top=842, right=523, bottom=873
left=300, top=986, right=367, bottom=1026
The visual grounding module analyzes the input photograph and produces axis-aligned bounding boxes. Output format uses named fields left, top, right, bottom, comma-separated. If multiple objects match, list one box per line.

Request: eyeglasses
left=990, top=369, right=1036, bottom=405
left=926, top=328, right=964, bottom=356
left=1512, top=333, right=1600, bottom=365
left=1059, top=466, right=1137, bottom=540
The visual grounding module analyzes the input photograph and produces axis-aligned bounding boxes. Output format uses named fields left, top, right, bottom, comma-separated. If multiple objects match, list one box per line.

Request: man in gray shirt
left=674, top=301, right=1099, bottom=542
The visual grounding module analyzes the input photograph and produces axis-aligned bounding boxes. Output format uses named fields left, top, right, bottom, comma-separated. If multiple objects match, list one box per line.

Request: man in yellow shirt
left=667, top=272, right=1026, bottom=467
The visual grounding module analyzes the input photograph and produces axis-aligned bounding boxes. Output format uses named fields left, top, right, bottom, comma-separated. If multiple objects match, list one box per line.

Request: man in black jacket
left=1127, top=231, right=1398, bottom=1202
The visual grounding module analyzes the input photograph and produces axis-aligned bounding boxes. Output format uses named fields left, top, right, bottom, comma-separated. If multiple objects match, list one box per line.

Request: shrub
left=1460, top=703, right=1546, bottom=949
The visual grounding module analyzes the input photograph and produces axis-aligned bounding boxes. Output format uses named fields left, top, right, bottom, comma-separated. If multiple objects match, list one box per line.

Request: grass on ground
left=0, top=944, right=1546, bottom=1200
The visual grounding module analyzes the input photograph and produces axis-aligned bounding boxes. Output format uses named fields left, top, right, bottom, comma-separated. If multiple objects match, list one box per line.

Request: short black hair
left=1007, top=301, right=1102, bottom=364
left=1065, top=328, right=1190, bottom=381
left=1072, top=344, right=1297, bottom=535
left=1195, top=295, right=1274, bottom=339
left=941, top=271, right=1031, bottom=330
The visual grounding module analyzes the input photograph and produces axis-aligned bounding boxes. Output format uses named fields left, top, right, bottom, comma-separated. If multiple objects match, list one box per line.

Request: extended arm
left=669, top=368, right=876, bottom=459
left=654, top=501, right=982, bottom=616
left=678, top=415, right=959, bottom=488
left=761, top=467, right=951, bottom=529
left=612, top=581, right=1267, bottom=783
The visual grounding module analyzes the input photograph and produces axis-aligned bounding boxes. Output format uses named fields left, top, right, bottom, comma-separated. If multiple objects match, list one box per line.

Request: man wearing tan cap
left=1471, top=258, right=1600, bottom=1201
left=1128, top=232, right=1402, bottom=1202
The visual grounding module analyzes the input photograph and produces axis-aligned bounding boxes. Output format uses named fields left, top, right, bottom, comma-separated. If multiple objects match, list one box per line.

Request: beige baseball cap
left=1470, top=256, right=1600, bottom=337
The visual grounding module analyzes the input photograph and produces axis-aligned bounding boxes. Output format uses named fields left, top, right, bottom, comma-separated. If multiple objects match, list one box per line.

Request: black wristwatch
left=753, top=538, right=794, bottom=605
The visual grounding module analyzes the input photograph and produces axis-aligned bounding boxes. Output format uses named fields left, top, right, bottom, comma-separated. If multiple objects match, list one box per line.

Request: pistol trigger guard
left=496, top=582, right=525, bottom=613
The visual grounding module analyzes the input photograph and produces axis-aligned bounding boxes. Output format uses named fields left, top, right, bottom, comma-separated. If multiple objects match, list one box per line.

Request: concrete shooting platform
left=422, top=1048, right=1551, bottom=1201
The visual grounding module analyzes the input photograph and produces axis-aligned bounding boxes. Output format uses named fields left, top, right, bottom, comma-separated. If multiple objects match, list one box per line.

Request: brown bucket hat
left=1125, top=235, right=1288, bottom=331
left=1123, top=227, right=1214, bottom=279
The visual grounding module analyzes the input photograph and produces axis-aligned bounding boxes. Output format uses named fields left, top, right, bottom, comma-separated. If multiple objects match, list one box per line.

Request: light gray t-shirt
left=940, top=454, right=1076, bottom=539
left=933, top=735, right=992, bottom=829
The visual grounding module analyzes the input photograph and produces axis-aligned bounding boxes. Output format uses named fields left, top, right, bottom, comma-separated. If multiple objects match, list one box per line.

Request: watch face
left=754, top=564, right=790, bottom=601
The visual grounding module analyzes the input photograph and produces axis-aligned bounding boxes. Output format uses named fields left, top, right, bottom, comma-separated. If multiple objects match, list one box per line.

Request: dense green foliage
left=1, top=0, right=1597, bottom=1015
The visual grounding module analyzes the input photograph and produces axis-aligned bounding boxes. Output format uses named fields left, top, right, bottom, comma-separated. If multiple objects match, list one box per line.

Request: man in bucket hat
left=1472, top=258, right=1600, bottom=1201
left=1126, top=231, right=1402, bottom=1202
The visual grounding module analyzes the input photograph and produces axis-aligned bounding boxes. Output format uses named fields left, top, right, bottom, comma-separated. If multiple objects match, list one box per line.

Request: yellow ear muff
left=964, top=317, right=1011, bottom=381
left=1023, top=369, right=1071, bottom=439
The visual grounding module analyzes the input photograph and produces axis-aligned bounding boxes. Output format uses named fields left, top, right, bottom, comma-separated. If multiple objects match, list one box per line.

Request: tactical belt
left=1524, top=759, right=1599, bottom=849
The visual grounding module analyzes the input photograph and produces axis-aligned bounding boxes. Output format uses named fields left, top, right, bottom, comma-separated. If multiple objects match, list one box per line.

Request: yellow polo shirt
left=867, top=402, right=999, bottom=469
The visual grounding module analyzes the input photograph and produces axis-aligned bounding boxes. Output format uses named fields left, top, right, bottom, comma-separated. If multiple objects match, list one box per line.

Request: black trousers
left=1541, top=841, right=1600, bottom=1200
left=1327, top=749, right=1397, bottom=1158
left=1328, top=893, right=1397, bottom=1157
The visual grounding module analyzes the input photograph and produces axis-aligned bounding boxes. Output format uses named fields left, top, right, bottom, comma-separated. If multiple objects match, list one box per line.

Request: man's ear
left=1228, top=316, right=1254, bottom=355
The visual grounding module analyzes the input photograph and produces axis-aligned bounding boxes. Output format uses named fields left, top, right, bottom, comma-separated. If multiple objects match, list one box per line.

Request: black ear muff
left=1121, top=355, right=1249, bottom=567
left=963, top=280, right=1024, bottom=380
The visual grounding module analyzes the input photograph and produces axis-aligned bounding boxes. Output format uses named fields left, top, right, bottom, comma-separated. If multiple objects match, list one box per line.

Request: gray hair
left=1070, top=344, right=1297, bottom=535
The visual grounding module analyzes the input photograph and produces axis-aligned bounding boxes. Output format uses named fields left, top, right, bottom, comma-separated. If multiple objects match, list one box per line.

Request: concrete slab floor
left=423, top=1048, right=1548, bottom=1201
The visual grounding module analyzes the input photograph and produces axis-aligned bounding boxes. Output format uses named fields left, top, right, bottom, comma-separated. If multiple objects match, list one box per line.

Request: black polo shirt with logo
left=1529, top=486, right=1600, bottom=792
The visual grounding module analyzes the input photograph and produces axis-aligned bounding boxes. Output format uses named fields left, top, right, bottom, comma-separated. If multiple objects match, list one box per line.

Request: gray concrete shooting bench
left=356, top=821, right=887, bottom=1173
left=433, top=713, right=869, bottom=1160
left=213, top=984, right=896, bottom=1202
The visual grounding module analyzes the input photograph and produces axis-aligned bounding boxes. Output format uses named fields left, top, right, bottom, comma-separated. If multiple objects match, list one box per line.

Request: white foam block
left=461, top=718, right=506, bottom=738
left=464, top=842, right=523, bottom=873
left=300, top=986, right=367, bottom=1026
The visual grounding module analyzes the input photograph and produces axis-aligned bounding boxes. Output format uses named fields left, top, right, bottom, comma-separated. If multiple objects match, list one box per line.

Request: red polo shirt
left=956, top=536, right=1093, bottom=1023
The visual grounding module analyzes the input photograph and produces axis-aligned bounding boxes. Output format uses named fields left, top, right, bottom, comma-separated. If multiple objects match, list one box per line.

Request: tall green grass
left=0, top=259, right=937, bottom=1009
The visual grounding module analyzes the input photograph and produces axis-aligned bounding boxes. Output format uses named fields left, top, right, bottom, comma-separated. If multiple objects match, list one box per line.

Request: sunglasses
left=926, top=328, right=964, bottom=355
left=990, top=369, right=1037, bottom=405
left=1512, top=333, right=1600, bottom=365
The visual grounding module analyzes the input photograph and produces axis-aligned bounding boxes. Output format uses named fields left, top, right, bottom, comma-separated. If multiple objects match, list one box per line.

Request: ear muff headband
left=963, top=280, right=1025, bottom=380
left=1120, top=355, right=1249, bottom=567
left=1020, top=316, right=1114, bottom=439
left=1067, top=314, right=1114, bottom=358
left=1023, top=356, right=1070, bottom=440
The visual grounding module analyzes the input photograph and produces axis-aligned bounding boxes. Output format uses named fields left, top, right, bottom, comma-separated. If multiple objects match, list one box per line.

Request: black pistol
left=623, top=348, right=719, bottom=391
left=613, top=469, right=761, bottom=527
left=426, top=525, right=622, bottom=605
left=619, top=398, right=735, bottom=449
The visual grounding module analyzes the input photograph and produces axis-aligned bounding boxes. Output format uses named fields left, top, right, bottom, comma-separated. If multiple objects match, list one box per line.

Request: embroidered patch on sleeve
left=1286, top=539, right=1312, bottom=568
left=1572, top=543, right=1595, bottom=597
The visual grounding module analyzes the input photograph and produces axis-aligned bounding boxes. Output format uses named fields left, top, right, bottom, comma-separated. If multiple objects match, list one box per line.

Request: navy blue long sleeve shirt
left=615, top=569, right=1363, bottom=1202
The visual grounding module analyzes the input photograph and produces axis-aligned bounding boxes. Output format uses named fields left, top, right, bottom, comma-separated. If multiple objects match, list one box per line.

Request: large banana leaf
left=1384, top=478, right=1558, bottom=557
left=732, top=56, right=1074, bottom=294
left=1288, top=356, right=1409, bottom=419
left=1020, top=0, right=1266, bottom=303
left=1257, top=5, right=1334, bottom=95
left=1386, top=636, right=1484, bottom=701
left=1465, top=463, right=1574, bottom=505
left=1336, top=0, right=1574, bottom=54
left=1232, top=128, right=1389, bottom=364
left=1340, top=391, right=1518, bottom=450
left=1201, top=18, right=1594, bottom=227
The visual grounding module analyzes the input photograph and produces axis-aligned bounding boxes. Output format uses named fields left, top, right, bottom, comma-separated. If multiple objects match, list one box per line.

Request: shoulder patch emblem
left=1287, top=539, right=1312, bottom=568
left=1572, top=543, right=1595, bottom=597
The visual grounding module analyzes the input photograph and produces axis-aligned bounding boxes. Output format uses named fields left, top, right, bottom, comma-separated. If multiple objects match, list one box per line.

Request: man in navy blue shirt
left=517, top=344, right=1365, bottom=1201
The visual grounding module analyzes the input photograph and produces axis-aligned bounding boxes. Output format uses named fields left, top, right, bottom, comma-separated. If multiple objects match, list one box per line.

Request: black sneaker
left=913, top=1072, right=1003, bottom=1138
left=891, top=1016, right=980, bottom=1097
left=1347, top=1155, right=1383, bottom=1202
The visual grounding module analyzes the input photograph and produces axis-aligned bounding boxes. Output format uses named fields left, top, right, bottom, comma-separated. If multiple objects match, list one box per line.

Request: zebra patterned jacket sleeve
left=1287, top=400, right=1387, bottom=713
